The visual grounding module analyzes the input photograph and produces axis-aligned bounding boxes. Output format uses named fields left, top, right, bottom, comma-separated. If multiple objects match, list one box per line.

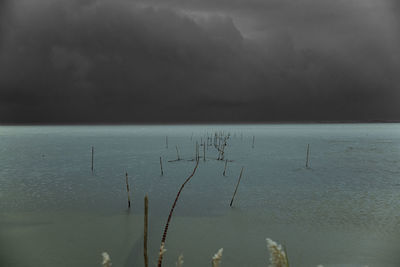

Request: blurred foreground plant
left=266, top=238, right=289, bottom=267
left=101, top=252, right=112, bottom=267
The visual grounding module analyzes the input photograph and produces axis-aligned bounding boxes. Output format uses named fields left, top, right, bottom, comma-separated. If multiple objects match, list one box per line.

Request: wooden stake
left=158, top=159, right=200, bottom=267
left=306, top=144, right=310, bottom=169
left=221, top=139, right=226, bottom=160
left=176, top=145, right=181, bottom=160
left=91, top=146, right=94, bottom=172
left=203, top=141, right=206, bottom=161
left=144, top=194, right=149, bottom=267
left=230, top=167, right=244, bottom=207
left=223, top=159, right=228, bottom=176
left=125, top=172, right=131, bottom=208
left=160, top=157, right=164, bottom=176
left=196, top=142, right=199, bottom=161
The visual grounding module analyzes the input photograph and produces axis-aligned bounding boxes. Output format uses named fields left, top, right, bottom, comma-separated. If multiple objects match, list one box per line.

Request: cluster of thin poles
left=92, top=131, right=312, bottom=267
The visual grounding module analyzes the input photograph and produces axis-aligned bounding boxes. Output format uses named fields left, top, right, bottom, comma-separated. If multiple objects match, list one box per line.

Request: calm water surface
left=1, top=124, right=400, bottom=267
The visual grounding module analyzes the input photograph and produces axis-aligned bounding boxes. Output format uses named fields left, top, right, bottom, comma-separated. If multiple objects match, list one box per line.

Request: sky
left=0, top=0, right=399, bottom=123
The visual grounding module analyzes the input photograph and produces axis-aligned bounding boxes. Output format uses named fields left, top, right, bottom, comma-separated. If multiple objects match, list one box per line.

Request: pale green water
left=1, top=124, right=400, bottom=267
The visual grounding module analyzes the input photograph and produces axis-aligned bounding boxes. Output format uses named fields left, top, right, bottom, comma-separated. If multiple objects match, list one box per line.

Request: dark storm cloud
left=0, top=0, right=399, bottom=123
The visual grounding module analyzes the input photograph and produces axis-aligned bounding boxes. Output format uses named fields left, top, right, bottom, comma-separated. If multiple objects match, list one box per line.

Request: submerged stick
left=144, top=194, right=149, bottom=267
left=166, top=136, right=168, bottom=149
left=230, top=167, right=244, bottom=207
left=160, top=156, right=164, bottom=176
left=252, top=136, right=255, bottom=149
left=157, top=159, right=200, bottom=267
left=306, top=144, right=310, bottom=169
left=91, top=146, right=94, bottom=172
left=223, top=159, right=228, bottom=176
left=125, top=172, right=131, bottom=208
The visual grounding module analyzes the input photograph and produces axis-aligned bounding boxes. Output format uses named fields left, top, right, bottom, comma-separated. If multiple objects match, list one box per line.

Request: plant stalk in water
left=144, top=194, right=149, bottom=267
left=160, top=156, right=164, bottom=176
left=125, top=172, right=131, bottom=208
left=230, top=167, right=244, bottom=207
left=157, top=159, right=200, bottom=267
left=306, top=144, right=310, bottom=169
left=91, top=146, right=94, bottom=172
left=223, top=159, right=228, bottom=176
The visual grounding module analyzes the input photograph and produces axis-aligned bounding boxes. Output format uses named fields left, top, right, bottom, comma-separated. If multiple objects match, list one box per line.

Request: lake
left=1, top=124, right=400, bottom=267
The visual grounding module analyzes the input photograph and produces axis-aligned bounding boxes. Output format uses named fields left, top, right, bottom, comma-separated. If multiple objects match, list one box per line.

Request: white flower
left=266, top=238, right=289, bottom=267
left=176, top=254, right=184, bottom=267
left=212, top=248, right=223, bottom=267
left=159, top=242, right=167, bottom=257
left=101, top=252, right=112, bottom=267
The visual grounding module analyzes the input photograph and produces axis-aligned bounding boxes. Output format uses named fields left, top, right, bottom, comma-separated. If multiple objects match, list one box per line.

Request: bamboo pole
left=176, top=145, right=181, bottom=160
left=91, top=146, right=94, bottom=172
left=223, top=159, right=228, bottom=176
left=160, top=157, right=164, bottom=176
left=221, top=139, right=226, bottom=160
left=144, top=194, right=149, bottom=267
left=196, top=142, right=199, bottom=161
left=157, top=159, right=200, bottom=267
left=203, top=141, right=206, bottom=161
left=230, top=167, right=244, bottom=207
left=306, top=144, right=310, bottom=168
left=125, top=172, right=131, bottom=208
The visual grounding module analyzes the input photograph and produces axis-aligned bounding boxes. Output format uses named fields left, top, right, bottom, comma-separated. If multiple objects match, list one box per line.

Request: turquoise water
left=1, top=124, right=400, bottom=267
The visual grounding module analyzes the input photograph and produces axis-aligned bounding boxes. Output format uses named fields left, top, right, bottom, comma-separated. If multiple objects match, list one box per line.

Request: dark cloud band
left=0, top=0, right=399, bottom=123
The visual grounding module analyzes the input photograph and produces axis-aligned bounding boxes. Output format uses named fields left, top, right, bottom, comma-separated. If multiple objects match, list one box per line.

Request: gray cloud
left=0, top=0, right=399, bottom=123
